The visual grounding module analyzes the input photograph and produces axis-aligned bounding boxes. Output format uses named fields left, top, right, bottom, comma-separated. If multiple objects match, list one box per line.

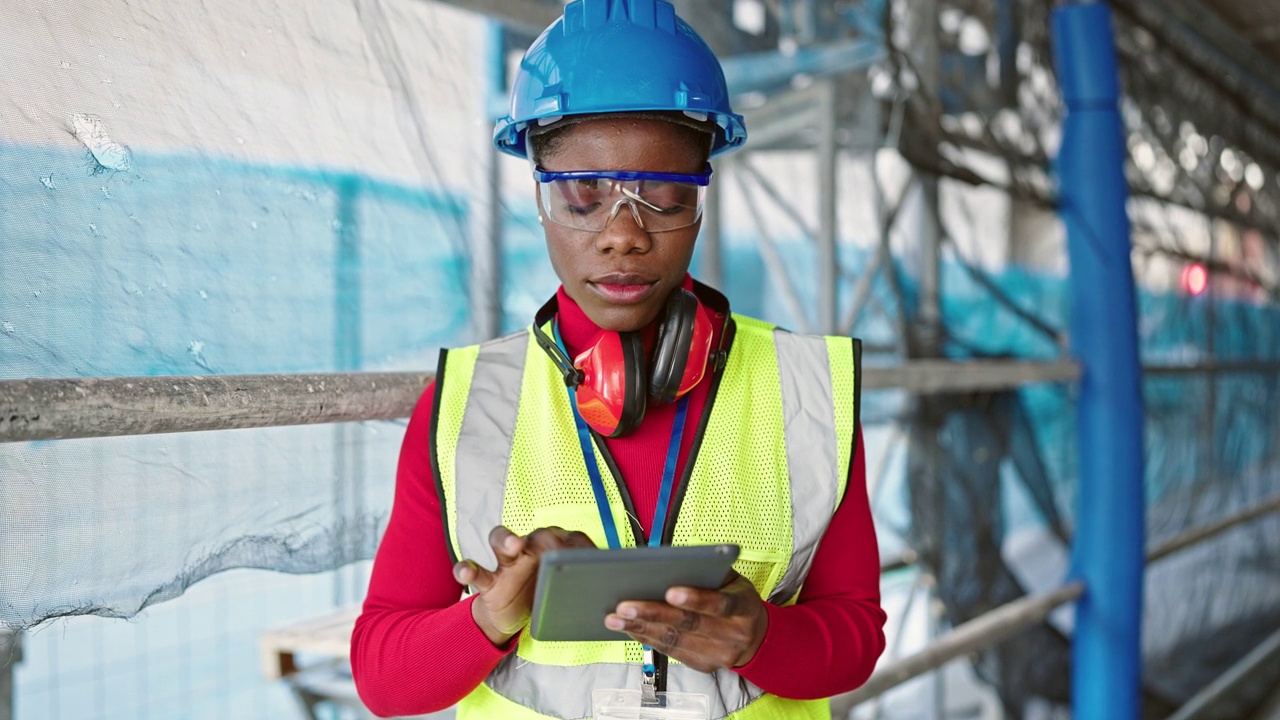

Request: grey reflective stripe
left=487, top=656, right=764, bottom=720
left=668, top=666, right=765, bottom=719
left=769, top=329, right=840, bottom=604
left=452, top=331, right=530, bottom=568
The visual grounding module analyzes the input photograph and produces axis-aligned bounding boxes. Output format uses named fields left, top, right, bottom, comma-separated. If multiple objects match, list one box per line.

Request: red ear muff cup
left=678, top=304, right=714, bottom=395
left=649, top=288, right=699, bottom=404
left=571, top=330, right=647, bottom=437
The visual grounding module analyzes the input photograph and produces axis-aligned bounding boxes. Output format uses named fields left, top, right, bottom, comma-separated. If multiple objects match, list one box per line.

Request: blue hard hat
left=493, top=0, right=747, bottom=159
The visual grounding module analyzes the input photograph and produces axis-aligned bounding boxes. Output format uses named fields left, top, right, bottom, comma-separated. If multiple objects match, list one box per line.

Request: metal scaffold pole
left=471, top=21, right=506, bottom=342
left=334, top=175, right=364, bottom=605
left=818, top=77, right=839, bottom=334
left=1051, top=4, right=1146, bottom=719
left=908, top=0, right=943, bottom=360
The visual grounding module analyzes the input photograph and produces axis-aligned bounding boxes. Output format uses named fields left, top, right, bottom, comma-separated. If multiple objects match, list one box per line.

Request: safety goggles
left=533, top=166, right=713, bottom=233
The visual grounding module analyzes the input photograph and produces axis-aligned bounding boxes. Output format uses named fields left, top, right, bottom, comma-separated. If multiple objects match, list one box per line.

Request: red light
left=1182, top=264, right=1208, bottom=296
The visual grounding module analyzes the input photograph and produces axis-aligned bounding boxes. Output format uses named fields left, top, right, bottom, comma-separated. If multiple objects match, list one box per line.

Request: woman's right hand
left=453, top=525, right=596, bottom=645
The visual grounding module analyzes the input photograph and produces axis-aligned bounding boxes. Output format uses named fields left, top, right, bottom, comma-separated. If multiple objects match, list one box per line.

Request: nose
left=595, top=199, right=652, bottom=255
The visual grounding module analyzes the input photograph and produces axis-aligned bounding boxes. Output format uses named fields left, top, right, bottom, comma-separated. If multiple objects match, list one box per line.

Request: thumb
left=454, top=559, right=497, bottom=593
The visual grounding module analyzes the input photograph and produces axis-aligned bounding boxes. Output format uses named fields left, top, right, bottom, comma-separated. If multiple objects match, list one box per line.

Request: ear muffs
left=559, top=328, right=647, bottom=438
left=532, top=287, right=714, bottom=437
left=593, top=327, right=645, bottom=435
left=649, top=288, right=698, bottom=404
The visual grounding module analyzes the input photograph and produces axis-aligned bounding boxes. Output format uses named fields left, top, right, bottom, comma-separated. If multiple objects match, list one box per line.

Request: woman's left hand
left=605, top=571, right=769, bottom=673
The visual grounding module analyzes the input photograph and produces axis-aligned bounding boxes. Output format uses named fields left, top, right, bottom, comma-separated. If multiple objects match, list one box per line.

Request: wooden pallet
left=260, top=605, right=361, bottom=680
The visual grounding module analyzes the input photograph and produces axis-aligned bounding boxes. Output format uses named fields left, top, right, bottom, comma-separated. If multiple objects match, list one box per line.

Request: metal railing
left=0, top=360, right=1079, bottom=443
left=831, top=491, right=1280, bottom=715
left=831, top=583, right=1086, bottom=713
left=0, top=373, right=431, bottom=443
left=4, top=359, right=1278, bottom=719
left=11, top=357, right=1280, bottom=444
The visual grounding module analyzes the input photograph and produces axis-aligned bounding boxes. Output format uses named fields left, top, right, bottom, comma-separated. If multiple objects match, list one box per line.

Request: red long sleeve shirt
left=351, top=285, right=886, bottom=717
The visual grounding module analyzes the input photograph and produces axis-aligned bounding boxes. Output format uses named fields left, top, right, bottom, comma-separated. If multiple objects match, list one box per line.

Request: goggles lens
left=534, top=167, right=711, bottom=233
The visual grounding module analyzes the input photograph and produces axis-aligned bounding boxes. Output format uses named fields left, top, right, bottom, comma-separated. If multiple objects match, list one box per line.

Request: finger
left=525, top=526, right=597, bottom=554
left=604, top=612, right=683, bottom=651
left=562, top=529, right=596, bottom=549
left=603, top=614, right=735, bottom=673
left=613, top=600, right=703, bottom=632
left=671, top=574, right=761, bottom=617
left=488, top=526, right=526, bottom=566
left=453, top=559, right=497, bottom=593
left=664, top=585, right=742, bottom=618
left=524, top=526, right=569, bottom=553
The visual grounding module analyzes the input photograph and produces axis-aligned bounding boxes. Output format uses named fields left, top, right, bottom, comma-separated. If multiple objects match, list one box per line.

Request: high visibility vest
left=431, top=313, right=861, bottom=720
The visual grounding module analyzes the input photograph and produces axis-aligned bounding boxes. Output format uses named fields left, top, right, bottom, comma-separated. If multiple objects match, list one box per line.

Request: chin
left=587, top=304, right=656, bottom=333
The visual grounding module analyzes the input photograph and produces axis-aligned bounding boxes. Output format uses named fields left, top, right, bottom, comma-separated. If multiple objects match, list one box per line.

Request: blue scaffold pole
left=1050, top=4, right=1146, bottom=719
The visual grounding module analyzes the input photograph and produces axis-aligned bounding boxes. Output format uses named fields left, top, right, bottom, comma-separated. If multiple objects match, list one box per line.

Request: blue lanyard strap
left=575, top=411, right=624, bottom=549
left=648, top=395, right=688, bottom=547
left=553, top=320, right=691, bottom=695
left=554, top=322, right=623, bottom=550
left=552, top=321, right=690, bottom=549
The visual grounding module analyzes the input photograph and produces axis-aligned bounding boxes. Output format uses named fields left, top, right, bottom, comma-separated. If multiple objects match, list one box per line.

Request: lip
left=587, top=273, right=658, bottom=305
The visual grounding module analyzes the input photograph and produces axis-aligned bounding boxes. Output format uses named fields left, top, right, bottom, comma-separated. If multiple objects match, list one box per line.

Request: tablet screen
left=530, top=544, right=740, bottom=642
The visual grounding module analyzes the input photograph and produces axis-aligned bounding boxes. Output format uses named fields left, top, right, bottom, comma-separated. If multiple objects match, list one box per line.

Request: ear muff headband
left=613, top=331, right=648, bottom=437
left=649, top=288, right=698, bottom=404
left=531, top=315, right=583, bottom=387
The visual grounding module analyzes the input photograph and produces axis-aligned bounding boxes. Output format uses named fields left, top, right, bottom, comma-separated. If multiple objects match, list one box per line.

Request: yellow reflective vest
left=431, top=311, right=861, bottom=720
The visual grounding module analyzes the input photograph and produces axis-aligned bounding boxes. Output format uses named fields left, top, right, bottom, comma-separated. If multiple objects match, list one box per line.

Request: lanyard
left=552, top=322, right=690, bottom=550
left=553, top=322, right=690, bottom=700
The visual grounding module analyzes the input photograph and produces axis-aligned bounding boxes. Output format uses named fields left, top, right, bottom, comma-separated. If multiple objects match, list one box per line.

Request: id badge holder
left=591, top=689, right=710, bottom=720
left=592, top=649, right=710, bottom=720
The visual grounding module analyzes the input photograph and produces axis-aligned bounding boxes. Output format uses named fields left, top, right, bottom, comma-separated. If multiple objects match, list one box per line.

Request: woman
left=352, top=1, right=885, bottom=717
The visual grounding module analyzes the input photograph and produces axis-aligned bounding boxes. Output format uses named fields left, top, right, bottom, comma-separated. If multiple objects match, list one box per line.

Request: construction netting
left=0, top=2, right=535, bottom=716
left=2, top=0, right=1279, bottom=719
left=874, top=0, right=1280, bottom=717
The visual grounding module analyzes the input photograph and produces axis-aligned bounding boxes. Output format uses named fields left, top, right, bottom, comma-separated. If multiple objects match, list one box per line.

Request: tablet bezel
left=529, top=544, right=741, bottom=642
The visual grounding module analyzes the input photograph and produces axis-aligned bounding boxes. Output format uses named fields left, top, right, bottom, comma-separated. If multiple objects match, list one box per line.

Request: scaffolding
left=3, top=0, right=1280, bottom=718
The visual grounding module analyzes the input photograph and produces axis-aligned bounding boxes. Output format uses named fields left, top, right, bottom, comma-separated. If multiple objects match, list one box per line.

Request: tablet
left=529, top=544, right=740, bottom=642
